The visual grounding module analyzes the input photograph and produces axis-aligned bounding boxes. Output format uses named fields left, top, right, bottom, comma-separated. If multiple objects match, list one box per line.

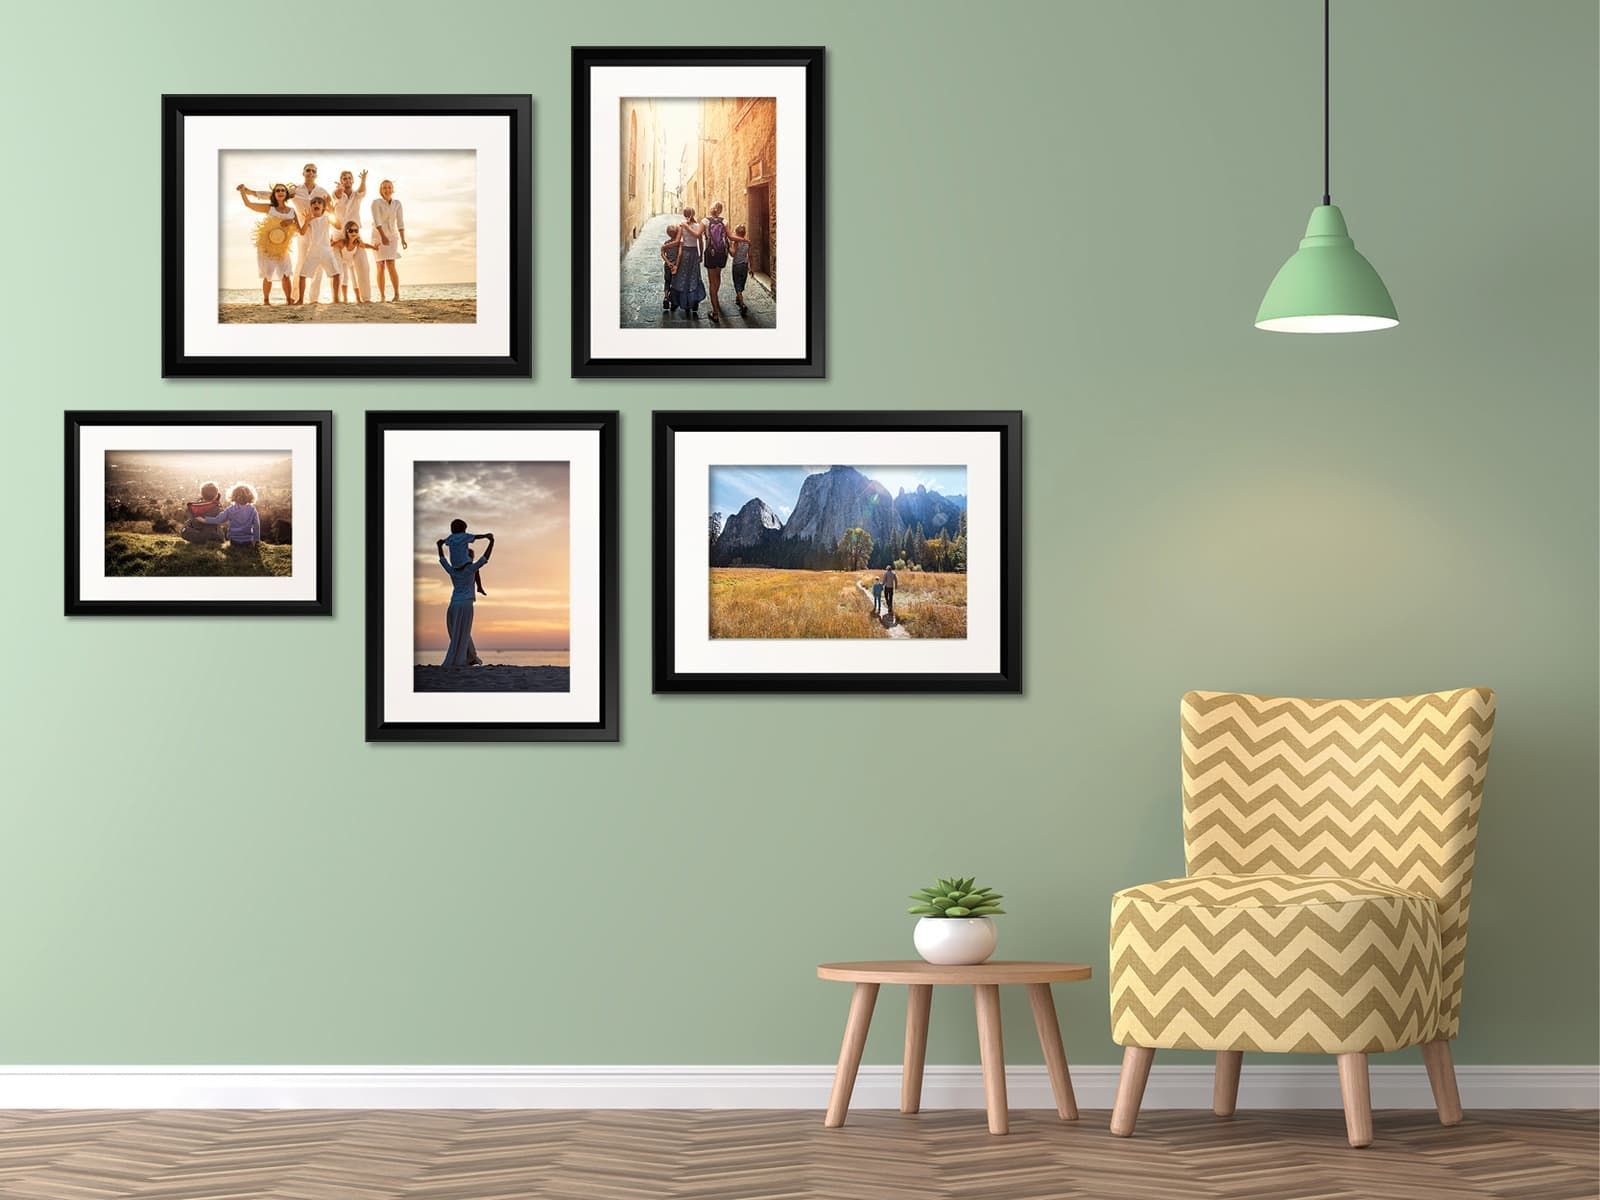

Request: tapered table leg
left=824, top=982, right=879, bottom=1128
left=973, top=983, right=1009, bottom=1135
left=1026, top=982, right=1078, bottom=1120
left=901, top=984, right=933, bottom=1113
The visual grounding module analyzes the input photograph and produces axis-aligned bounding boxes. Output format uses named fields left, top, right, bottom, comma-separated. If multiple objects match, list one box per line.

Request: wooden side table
left=816, top=960, right=1092, bottom=1135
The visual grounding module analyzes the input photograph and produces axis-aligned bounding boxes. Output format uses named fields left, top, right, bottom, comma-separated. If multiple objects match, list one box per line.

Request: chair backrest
left=1181, top=687, right=1495, bottom=1039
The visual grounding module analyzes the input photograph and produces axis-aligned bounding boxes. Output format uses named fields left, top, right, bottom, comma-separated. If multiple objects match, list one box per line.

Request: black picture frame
left=653, top=410, right=1022, bottom=693
left=65, top=410, right=333, bottom=617
left=571, top=46, right=826, bottom=379
left=365, top=411, right=620, bottom=742
left=161, top=94, right=531, bottom=378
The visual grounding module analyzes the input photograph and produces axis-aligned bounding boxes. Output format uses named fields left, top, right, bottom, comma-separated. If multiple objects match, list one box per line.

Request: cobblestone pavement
left=619, top=212, right=777, bottom=330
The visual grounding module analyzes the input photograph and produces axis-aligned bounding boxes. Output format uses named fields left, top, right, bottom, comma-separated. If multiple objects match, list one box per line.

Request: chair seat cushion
left=1109, top=873, right=1442, bottom=1054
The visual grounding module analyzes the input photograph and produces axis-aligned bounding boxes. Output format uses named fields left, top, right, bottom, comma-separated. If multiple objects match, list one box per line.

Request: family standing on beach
left=435, top=519, right=496, bottom=668
left=660, top=202, right=753, bottom=322
left=235, top=162, right=409, bottom=305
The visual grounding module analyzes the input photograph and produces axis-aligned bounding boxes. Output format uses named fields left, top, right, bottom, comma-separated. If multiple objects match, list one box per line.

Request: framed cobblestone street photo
left=572, top=47, right=825, bottom=378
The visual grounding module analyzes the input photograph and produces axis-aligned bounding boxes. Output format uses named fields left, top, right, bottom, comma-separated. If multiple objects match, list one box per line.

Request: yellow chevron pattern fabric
left=1109, top=872, right=1442, bottom=1052
left=1108, top=687, right=1494, bottom=1055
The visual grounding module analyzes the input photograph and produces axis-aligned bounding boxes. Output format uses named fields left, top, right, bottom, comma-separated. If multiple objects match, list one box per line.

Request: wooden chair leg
left=901, top=984, right=933, bottom=1114
left=1213, top=1050, right=1243, bottom=1117
left=1026, top=982, right=1079, bottom=1120
left=824, top=982, right=878, bottom=1128
left=1109, top=1045, right=1155, bottom=1137
left=973, top=983, right=1009, bottom=1135
left=1336, top=1052, right=1373, bottom=1148
left=1420, top=1039, right=1463, bottom=1126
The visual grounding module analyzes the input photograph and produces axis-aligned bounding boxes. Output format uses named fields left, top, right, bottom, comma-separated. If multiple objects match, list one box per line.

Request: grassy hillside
left=708, top=568, right=967, bottom=639
left=104, top=532, right=292, bottom=578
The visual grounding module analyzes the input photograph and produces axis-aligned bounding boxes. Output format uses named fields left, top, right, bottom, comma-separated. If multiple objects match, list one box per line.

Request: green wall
left=3, top=0, right=1594, bottom=1068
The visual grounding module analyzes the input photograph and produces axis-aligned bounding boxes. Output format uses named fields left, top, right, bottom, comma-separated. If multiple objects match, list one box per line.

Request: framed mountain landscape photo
left=162, top=94, right=531, bottom=377
left=571, top=46, right=825, bottom=378
left=653, top=411, right=1021, bottom=693
left=65, top=410, right=332, bottom=616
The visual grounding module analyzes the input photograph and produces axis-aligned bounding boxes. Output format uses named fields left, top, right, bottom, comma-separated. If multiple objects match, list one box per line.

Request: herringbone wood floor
left=0, top=1108, right=1593, bottom=1199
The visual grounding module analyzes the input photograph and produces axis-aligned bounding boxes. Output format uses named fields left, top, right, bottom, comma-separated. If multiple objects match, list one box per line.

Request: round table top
left=817, top=960, right=1093, bottom=985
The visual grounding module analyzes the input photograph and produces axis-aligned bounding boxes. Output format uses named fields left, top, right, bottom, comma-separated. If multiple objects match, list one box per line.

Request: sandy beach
left=219, top=299, right=476, bottom=324
left=414, top=665, right=570, bottom=693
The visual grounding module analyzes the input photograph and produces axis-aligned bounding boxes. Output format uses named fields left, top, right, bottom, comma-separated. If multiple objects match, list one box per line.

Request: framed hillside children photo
left=65, top=410, right=332, bottom=616
left=653, top=411, right=1021, bottom=693
left=162, top=94, right=531, bottom=377
left=366, top=412, right=619, bottom=742
left=571, top=46, right=825, bottom=378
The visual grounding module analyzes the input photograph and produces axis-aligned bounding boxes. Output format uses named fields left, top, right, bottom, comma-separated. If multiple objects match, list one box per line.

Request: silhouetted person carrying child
left=443, top=517, right=492, bottom=597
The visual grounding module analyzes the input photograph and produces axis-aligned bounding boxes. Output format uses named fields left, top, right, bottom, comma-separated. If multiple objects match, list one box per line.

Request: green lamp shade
left=1256, top=204, right=1398, bottom=333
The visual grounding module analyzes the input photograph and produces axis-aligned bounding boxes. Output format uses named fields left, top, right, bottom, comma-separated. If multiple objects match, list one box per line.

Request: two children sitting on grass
left=179, top=482, right=261, bottom=553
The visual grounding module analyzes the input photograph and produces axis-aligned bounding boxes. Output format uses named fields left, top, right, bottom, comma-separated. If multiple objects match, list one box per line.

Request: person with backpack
left=702, top=201, right=731, bottom=323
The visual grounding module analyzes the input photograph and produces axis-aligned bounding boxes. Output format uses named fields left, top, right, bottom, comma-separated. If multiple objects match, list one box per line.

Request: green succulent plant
left=907, top=877, right=1005, bottom=919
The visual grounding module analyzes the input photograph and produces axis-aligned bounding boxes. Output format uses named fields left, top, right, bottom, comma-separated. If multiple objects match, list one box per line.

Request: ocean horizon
left=222, top=281, right=476, bottom=304
left=413, top=648, right=570, bottom=668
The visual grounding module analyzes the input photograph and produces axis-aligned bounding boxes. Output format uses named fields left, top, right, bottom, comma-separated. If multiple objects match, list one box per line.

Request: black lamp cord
left=1323, top=0, right=1332, bottom=206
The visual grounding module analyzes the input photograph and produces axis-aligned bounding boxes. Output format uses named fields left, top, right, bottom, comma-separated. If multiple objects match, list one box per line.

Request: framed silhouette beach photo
left=653, top=411, right=1021, bottom=692
left=365, top=412, right=618, bottom=742
left=162, top=95, right=531, bottom=377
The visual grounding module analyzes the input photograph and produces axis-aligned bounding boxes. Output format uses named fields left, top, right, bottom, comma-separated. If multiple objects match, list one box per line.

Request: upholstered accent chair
left=1107, top=688, right=1495, bottom=1148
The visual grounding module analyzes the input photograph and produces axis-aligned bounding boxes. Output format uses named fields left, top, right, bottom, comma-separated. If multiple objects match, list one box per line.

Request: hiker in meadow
left=871, top=575, right=884, bottom=616
left=881, top=564, right=898, bottom=622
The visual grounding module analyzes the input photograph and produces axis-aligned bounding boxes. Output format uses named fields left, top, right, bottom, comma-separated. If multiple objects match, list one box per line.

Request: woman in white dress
left=335, top=220, right=376, bottom=303
left=294, top=195, right=343, bottom=305
left=234, top=183, right=299, bottom=304
left=370, top=179, right=407, bottom=300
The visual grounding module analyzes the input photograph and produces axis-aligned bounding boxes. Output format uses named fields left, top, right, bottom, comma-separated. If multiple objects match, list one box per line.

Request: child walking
left=729, top=223, right=752, bottom=314
left=660, top=223, right=682, bottom=312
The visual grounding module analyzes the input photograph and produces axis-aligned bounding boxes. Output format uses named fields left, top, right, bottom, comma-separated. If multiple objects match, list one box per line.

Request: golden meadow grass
left=709, top=568, right=967, bottom=640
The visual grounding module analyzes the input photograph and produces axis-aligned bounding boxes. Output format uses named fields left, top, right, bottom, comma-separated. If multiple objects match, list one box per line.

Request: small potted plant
left=907, top=877, right=1005, bottom=965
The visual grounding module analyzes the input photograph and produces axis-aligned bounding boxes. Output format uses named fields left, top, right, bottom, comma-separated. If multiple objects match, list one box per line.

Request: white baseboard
left=0, top=1065, right=1592, bottom=1110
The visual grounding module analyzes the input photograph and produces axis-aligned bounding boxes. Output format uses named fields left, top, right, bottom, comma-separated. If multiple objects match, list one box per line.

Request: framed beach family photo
left=65, top=410, right=332, bottom=617
left=571, top=46, right=826, bottom=378
left=654, top=411, right=1022, bottom=693
left=162, top=94, right=531, bottom=377
left=365, top=412, right=619, bottom=742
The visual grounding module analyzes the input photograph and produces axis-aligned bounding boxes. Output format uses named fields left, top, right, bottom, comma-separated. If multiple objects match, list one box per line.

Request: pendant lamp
left=1256, top=0, right=1398, bottom=333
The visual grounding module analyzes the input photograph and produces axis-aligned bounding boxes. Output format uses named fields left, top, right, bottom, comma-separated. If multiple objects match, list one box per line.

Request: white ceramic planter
left=913, top=916, right=998, bottom=965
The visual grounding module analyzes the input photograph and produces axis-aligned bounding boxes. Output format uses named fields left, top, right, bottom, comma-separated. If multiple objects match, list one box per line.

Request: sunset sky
left=217, top=149, right=477, bottom=290
left=413, top=462, right=569, bottom=653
